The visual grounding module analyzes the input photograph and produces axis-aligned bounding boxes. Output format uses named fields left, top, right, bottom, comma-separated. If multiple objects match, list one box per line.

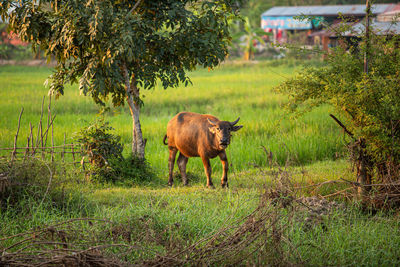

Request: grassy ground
left=1, top=158, right=400, bottom=266
left=1, top=61, right=400, bottom=266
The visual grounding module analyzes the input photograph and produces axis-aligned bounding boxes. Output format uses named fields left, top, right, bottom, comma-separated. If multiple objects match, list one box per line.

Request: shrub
left=76, top=118, right=123, bottom=168
left=277, top=19, right=400, bottom=205
left=76, top=118, right=154, bottom=184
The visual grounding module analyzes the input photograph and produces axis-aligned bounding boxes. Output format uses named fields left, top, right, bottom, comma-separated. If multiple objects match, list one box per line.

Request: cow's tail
left=163, top=134, right=168, bottom=145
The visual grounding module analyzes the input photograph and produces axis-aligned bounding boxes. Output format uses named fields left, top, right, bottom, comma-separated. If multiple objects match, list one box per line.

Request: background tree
left=232, top=17, right=267, bottom=60
left=0, top=0, right=239, bottom=159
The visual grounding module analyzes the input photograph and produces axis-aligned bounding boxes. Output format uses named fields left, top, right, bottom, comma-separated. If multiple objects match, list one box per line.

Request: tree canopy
left=2, top=0, right=236, bottom=104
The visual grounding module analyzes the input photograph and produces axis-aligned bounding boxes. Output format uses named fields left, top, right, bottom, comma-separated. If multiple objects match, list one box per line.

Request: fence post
left=62, top=133, right=66, bottom=162
left=29, top=123, right=34, bottom=156
left=11, top=108, right=24, bottom=164
left=71, top=142, right=76, bottom=165
left=24, top=136, right=30, bottom=161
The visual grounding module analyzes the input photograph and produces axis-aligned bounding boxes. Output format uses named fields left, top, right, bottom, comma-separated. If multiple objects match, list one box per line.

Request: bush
left=76, top=118, right=154, bottom=185
left=76, top=118, right=123, bottom=168
left=277, top=19, right=400, bottom=205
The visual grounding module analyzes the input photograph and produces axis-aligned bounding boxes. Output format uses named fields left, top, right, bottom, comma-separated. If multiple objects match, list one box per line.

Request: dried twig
left=322, top=187, right=354, bottom=198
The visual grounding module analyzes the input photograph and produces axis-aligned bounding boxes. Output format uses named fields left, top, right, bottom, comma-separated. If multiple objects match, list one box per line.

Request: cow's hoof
left=221, top=183, right=229, bottom=188
left=168, top=181, right=173, bottom=187
left=207, top=184, right=215, bottom=189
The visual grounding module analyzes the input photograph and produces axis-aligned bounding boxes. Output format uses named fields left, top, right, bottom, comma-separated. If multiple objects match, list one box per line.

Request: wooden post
left=29, top=123, right=34, bottom=156
left=11, top=108, right=24, bottom=163
left=62, top=133, right=66, bottom=162
left=71, top=142, right=75, bottom=165
left=44, top=95, right=51, bottom=148
left=34, top=96, right=45, bottom=155
left=364, top=0, right=370, bottom=74
left=24, top=136, right=30, bottom=161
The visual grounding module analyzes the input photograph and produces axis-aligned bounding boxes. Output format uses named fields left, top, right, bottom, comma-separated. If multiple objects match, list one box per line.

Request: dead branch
left=340, top=177, right=400, bottom=188
left=322, top=187, right=354, bottom=198
left=329, top=114, right=354, bottom=138
left=294, top=179, right=343, bottom=189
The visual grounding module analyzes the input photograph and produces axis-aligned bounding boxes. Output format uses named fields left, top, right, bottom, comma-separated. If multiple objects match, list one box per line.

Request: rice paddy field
left=1, top=61, right=400, bottom=266
left=0, top=61, right=345, bottom=173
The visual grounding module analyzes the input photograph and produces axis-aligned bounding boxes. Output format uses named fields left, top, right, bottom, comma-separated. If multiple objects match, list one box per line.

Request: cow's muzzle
left=220, top=140, right=229, bottom=148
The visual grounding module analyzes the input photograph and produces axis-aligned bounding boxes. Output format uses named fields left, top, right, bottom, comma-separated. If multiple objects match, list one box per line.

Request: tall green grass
left=0, top=62, right=346, bottom=182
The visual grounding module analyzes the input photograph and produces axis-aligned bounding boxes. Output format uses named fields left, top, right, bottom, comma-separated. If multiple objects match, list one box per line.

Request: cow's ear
left=231, top=125, right=243, bottom=132
left=209, top=126, right=217, bottom=134
left=207, top=118, right=217, bottom=126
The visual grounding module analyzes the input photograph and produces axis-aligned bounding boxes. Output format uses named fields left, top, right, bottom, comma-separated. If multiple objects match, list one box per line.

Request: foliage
left=0, top=0, right=238, bottom=104
left=75, top=118, right=154, bottom=184
left=76, top=118, right=123, bottom=168
left=0, top=43, right=35, bottom=60
left=0, top=23, right=34, bottom=60
left=277, top=21, right=400, bottom=183
left=90, top=154, right=155, bottom=185
left=0, top=43, right=10, bottom=59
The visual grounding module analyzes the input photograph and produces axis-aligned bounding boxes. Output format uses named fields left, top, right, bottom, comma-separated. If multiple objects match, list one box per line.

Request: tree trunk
left=123, top=64, right=145, bottom=159
left=356, top=138, right=372, bottom=197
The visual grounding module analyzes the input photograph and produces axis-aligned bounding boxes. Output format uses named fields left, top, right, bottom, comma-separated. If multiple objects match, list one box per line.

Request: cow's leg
left=168, top=147, right=178, bottom=186
left=201, top=156, right=214, bottom=188
left=177, top=152, right=189, bottom=186
left=219, top=151, right=229, bottom=188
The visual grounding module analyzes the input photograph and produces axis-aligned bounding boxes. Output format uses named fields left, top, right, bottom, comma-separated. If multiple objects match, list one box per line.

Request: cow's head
left=208, top=117, right=243, bottom=149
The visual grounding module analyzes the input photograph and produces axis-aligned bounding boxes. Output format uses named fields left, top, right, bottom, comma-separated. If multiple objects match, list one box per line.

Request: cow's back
left=167, top=112, right=218, bottom=158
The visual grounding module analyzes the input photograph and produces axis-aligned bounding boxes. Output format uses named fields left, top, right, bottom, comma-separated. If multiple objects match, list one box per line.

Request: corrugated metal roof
left=345, top=20, right=400, bottom=35
left=309, top=22, right=356, bottom=37
left=311, top=20, right=400, bottom=37
left=261, top=4, right=395, bottom=17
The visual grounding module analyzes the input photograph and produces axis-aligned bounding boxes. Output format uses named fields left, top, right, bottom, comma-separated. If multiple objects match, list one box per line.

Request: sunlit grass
left=0, top=62, right=347, bottom=184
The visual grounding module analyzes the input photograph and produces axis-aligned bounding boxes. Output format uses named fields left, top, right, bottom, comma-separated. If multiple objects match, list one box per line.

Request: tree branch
left=329, top=114, right=354, bottom=138
left=127, top=0, right=142, bottom=17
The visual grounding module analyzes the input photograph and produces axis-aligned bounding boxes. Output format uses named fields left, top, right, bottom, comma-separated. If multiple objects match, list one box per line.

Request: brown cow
left=163, top=112, right=243, bottom=188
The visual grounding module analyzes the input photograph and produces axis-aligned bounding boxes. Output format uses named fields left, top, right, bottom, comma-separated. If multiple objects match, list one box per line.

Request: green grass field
left=1, top=62, right=400, bottom=266
left=0, top=62, right=345, bottom=178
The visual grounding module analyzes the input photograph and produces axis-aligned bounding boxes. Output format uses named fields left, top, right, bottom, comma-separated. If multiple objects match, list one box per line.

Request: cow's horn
left=207, top=118, right=217, bottom=126
left=230, top=117, right=240, bottom=126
